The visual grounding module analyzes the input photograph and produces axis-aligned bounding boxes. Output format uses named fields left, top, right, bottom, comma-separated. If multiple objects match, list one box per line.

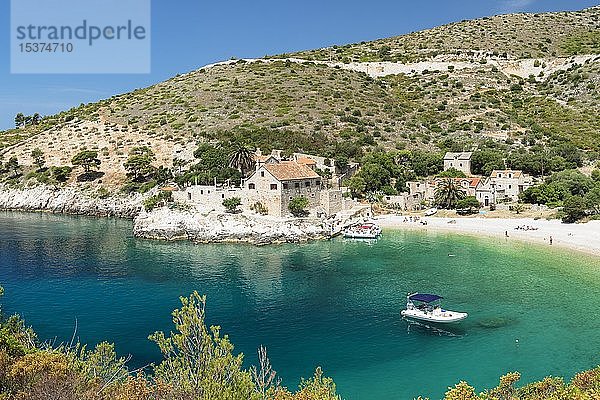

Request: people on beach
left=514, top=225, right=538, bottom=231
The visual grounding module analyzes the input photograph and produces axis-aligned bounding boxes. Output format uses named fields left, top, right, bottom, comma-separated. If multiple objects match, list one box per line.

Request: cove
left=0, top=211, right=599, bottom=399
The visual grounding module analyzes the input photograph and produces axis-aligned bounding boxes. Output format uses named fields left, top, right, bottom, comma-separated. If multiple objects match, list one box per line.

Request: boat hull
left=401, top=309, right=468, bottom=324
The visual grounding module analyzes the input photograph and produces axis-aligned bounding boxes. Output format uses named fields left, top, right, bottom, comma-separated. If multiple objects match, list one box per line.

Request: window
left=508, top=174, right=512, bottom=178
left=460, top=163, right=463, bottom=167
left=187, top=193, right=192, bottom=201
left=248, top=183, right=256, bottom=190
left=270, top=184, right=277, bottom=190
left=222, top=194, right=225, bottom=199
left=200, top=190, right=204, bottom=195
left=289, top=196, right=293, bottom=200
left=260, top=171, right=265, bottom=177
left=508, top=185, right=512, bottom=189
left=305, top=181, right=311, bottom=187
left=283, top=183, right=288, bottom=189
left=295, top=182, right=300, bottom=189
left=311, top=193, right=315, bottom=197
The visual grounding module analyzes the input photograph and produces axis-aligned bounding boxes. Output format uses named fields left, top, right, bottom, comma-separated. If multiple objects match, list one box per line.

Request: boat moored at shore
left=343, top=222, right=382, bottom=239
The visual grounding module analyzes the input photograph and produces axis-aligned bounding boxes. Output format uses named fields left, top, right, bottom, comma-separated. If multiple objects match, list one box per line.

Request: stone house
left=245, top=161, right=323, bottom=217
left=172, top=184, right=243, bottom=210
left=476, top=170, right=533, bottom=205
left=443, top=152, right=473, bottom=176
left=406, top=177, right=480, bottom=206
left=291, top=152, right=359, bottom=189
left=174, top=149, right=353, bottom=217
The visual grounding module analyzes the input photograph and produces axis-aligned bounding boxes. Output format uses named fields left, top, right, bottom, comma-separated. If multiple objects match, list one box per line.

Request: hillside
left=1, top=6, right=599, bottom=188
left=282, top=6, right=600, bottom=62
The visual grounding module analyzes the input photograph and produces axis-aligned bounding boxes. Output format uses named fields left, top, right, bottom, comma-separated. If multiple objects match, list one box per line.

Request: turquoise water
left=0, top=211, right=599, bottom=399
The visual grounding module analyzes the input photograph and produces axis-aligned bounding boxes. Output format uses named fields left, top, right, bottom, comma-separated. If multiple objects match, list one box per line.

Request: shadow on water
left=402, top=317, right=467, bottom=338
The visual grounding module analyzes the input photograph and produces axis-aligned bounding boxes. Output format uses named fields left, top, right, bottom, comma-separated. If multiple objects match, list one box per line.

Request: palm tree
left=434, top=178, right=466, bottom=209
left=228, top=143, right=255, bottom=177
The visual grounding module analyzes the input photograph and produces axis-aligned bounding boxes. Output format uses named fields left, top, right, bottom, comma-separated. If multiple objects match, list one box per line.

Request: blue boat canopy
left=409, top=293, right=443, bottom=303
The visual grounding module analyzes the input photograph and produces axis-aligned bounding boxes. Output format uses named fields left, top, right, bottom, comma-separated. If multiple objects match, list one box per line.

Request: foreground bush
left=0, top=286, right=598, bottom=399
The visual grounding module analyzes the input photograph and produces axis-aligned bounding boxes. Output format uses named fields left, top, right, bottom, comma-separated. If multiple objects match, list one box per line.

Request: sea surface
left=0, top=211, right=599, bottom=399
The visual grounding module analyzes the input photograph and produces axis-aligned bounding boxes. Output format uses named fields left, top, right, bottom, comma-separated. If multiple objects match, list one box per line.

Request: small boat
left=343, top=222, right=382, bottom=239
left=400, top=293, right=468, bottom=324
left=424, top=207, right=438, bottom=216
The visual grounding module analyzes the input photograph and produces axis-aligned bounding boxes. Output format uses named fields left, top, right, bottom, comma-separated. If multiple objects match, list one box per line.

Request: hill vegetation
left=0, top=7, right=599, bottom=206
left=282, top=7, right=600, bottom=62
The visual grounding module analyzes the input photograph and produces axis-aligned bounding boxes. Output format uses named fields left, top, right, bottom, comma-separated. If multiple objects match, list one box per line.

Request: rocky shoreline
left=132, top=208, right=336, bottom=245
left=0, top=184, right=142, bottom=219
left=0, top=185, right=366, bottom=245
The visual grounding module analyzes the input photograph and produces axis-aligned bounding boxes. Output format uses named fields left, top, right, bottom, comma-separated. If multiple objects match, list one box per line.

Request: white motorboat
left=343, top=222, right=382, bottom=239
left=424, top=207, right=438, bottom=216
left=400, top=293, right=468, bottom=323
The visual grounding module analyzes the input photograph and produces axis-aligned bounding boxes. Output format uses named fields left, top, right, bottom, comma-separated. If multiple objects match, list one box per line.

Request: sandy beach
left=375, top=215, right=600, bottom=257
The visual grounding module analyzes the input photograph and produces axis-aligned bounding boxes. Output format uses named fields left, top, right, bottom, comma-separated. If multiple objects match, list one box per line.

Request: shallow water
left=0, top=211, right=599, bottom=399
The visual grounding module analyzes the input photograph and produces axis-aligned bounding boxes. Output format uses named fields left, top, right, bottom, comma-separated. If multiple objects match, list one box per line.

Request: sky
left=0, top=0, right=598, bottom=130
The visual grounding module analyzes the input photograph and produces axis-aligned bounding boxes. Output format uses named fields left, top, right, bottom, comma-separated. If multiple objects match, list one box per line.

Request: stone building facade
left=443, top=152, right=473, bottom=176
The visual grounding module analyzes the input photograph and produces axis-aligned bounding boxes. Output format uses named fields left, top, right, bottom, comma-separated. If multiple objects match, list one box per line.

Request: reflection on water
left=1, top=211, right=600, bottom=400
left=403, top=317, right=466, bottom=338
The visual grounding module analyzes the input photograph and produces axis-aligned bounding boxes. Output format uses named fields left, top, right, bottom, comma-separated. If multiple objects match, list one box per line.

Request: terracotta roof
left=264, top=162, right=320, bottom=181
left=433, top=177, right=480, bottom=188
left=466, top=177, right=480, bottom=187
left=296, top=157, right=317, bottom=166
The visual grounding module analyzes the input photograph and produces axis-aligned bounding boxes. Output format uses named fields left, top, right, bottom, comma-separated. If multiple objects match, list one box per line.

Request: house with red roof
left=245, top=161, right=325, bottom=217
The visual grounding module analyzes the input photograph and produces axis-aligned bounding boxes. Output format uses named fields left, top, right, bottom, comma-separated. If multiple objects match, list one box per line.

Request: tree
left=546, top=169, right=594, bottom=197
left=50, top=166, right=72, bottom=183
left=228, top=143, right=255, bottom=177
left=288, top=196, right=309, bottom=217
left=438, top=168, right=467, bottom=178
left=173, top=158, right=188, bottom=175
left=15, top=113, right=25, bottom=128
left=223, top=197, right=242, bottom=213
left=512, top=203, right=525, bottom=214
left=31, top=113, right=41, bottom=125
left=434, top=178, right=466, bottom=209
left=562, top=195, right=587, bottom=223
left=6, top=157, right=21, bottom=178
left=149, top=292, right=257, bottom=399
left=334, top=156, right=349, bottom=173
left=124, top=147, right=156, bottom=182
left=471, top=150, right=505, bottom=176
left=31, top=148, right=45, bottom=170
left=72, top=150, right=100, bottom=173
left=456, top=196, right=481, bottom=213
left=346, top=176, right=366, bottom=198
left=410, top=151, right=443, bottom=177
left=584, top=186, right=600, bottom=215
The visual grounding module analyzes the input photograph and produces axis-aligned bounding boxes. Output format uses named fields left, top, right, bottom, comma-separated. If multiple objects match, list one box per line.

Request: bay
left=0, top=211, right=599, bottom=399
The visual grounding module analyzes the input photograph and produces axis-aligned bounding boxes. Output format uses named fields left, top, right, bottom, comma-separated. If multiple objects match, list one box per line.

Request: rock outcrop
left=0, top=185, right=368, bottom=245
left=133, top=207, right=336, bottom=245
left=0, top=185, right=143, bottom=218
